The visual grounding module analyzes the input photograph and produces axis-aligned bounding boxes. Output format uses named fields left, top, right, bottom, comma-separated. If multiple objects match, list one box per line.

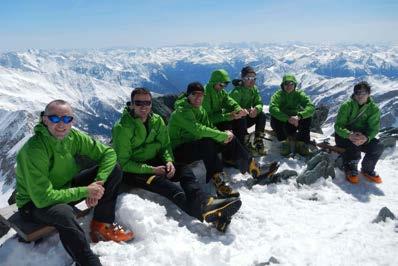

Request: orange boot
left=90, top=220, right=134, bottom=243
left=345, top=170, right=359, bottom=184
left=361, top=171, right=383, bottom=184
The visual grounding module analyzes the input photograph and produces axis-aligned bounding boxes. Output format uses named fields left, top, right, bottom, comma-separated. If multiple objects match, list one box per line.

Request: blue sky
left=0, top=0, right=397, bottom=51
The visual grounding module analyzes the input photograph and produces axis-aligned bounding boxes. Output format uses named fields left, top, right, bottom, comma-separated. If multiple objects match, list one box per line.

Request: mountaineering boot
left=254, top=131, right=267, bottom=156
left=212, top=172, right=240, bottom=198
left=90, top=220, right=134, bottom=243
left=255, top=161, right=280, bottom=181
left=295, top=141, right=310, bottom=156
left=249, top=159, right=260, bottom=178
left=280, top=140, right=291, bottom=157
left=214, top=216, right=232, bottom=233
left=202, top=197, right=242, bottom=223
left=361, top=171, right=382, bottom=184
left=345, top=169, right=359, bottom=184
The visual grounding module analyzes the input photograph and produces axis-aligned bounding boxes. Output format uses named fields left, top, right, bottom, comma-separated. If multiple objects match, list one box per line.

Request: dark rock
left=310, top=105, right=329, bottom=134
left=0, top=220, right=10, bottom=239
left=372, top=207, right=396, bottom=223
left=152, top=94, right=179, bottom=123
left=297, top=151, right=335, bottom=185
left=8, top=190, right=16, bottom=205
left=255, top=256, right=280, bottom=265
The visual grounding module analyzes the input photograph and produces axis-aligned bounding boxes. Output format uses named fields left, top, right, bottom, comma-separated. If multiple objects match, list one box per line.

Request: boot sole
left=203, top=199, right=242, bottom=223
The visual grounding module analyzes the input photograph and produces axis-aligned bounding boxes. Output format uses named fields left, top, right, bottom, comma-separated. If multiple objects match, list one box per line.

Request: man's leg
left=122, top=172, right=189, bottom=214
left=335, top=134, right=362, bottom=183
left=296, top=117, right=312, bottom=143
left=173, top=138, right=224, bottom=182
left=360, top=138, right=384, bottom=175
left=222, top=137, right=251, bottom=174
left=232, top=117, right=248, bottom=145
left=270, top=116, right=289, bottom=141
left=254, top=111, right=266, bottom=134
left=20, top=202, right=101, bottom=266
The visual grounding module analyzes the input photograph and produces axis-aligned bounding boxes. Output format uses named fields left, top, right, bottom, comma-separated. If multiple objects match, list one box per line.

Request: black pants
left=270, top=116, right=312, bottom=143
left=173, top=137, right=251, bottom=182
left=335, top=134, right=384, bottom=173
left=19, top=165, right=122, bottom=266
left=216, top=112, right=266, bottom=145
left=122, top=162, right=209, bottom=221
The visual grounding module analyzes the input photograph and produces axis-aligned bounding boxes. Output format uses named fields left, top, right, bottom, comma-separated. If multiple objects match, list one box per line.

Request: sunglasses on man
left=219, top=82, right=229, bottom=88
left=243, top=76, right=256, bottom=81
left=45, top=115, right=74, bottom=124
left=134, top=100, right=152, bottom=106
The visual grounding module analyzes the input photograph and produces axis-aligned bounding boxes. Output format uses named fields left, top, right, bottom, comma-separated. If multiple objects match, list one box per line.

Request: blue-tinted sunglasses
left=45, top=115, right=74, bottom=124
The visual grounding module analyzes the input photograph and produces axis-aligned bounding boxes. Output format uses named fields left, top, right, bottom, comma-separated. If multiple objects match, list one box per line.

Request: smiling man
left=334, top=81, right=384, bottom=184
left=112, top=88, right=242, bottom=231
left=15, top=100, right=133, bottom=266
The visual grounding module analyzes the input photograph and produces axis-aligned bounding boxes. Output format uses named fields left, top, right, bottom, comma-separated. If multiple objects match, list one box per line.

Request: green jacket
left=269, top=89, right=315, bottom=122
left=168, top=95, right=228, bottom=149
left=112, top=105, right=174, bottom=174
left=16, top=123, right=117, bottom=208
left=229, top=85, right=263, bottom=114
left=334, top=97, right=380, bottom=140
left=203, top=69, right=241, bottom=124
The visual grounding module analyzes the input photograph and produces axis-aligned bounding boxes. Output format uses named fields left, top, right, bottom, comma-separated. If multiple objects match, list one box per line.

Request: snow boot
left=295, top=141, right=310, bottom=156
left=345, top=169, right=359, bottom=184
left=214, top=216, right=232, bottom=233
left=254, top=132, right=267, bottom=156
left=202, top=197, right=242, bottom=223
left=361, top=171, right=382, bottom=184
left=280, top=140, right=291, bottom=156
left=212, top=172, right=240, bottom=198
left=249, top=159, right=261, bottom=178
left=90, top=220, right=134, bottom=243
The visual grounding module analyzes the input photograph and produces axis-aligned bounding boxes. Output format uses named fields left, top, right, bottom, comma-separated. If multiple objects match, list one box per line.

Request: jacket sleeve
left=174, top=109, right=228, bottom=143
left=202, top=96, right=231, bottom=124
left=334, top=103, right=351, bottom=139
left=269, top=92, right=289, bottom=122
left=75, top=131, right=117, bottom=182
left=297, top=92, right=315, bottom=119
left=223, top=92, right=242, bottom=113
left=253, top=88, right=263, bottom=114
left=229, top=88, right=241, bottom=105
left=18, top=148, right=88, bottom=208
left=157, top=118, right=174, bottom=163
left=366, top=105, right=381, bottom=141
left=112, top=125, right=154, bottom=174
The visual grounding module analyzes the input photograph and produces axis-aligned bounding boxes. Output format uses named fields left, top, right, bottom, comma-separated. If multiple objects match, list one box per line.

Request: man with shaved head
left=15, top=100, right=133, bottom=266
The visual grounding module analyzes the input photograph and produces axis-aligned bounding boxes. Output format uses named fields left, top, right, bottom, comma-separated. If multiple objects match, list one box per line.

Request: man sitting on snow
left=112, top=88, right=242, bottom=232
left=334, top=81, right=384, bottom=184
left=229, top=66, right=267, bottom=155
left=16, top=100, right=133, bottom=266
left=168, top=82, right=267, bottom=198
left=269, top=74, right=315, bottom=156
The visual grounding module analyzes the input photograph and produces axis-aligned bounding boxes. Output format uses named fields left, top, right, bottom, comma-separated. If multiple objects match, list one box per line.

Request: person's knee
left=50, top=204, right=77, bottom=226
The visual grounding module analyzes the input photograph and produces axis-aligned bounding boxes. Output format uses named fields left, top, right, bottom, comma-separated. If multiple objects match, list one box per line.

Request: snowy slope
left=0, top=145, right=397, bottom=266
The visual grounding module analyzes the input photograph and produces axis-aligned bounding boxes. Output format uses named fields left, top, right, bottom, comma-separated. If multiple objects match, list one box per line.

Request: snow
left=1, top=145, right=397, bottom=265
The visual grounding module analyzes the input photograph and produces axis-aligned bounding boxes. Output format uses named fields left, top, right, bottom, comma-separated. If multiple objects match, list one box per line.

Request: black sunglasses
left=283, top=81, right=295, bottom=86
left=134, top=100, right=152, bottom=106
left=45, top=115, right=74, bottom=124
left=219, top=82, right=229, bottom=87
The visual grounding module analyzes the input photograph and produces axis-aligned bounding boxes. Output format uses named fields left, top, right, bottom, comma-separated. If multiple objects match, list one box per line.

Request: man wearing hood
left=15, top=100, right=133, bottom=266
left=334, top=81, right=384, bottom=184
left=112, top=88, right=242, bottom=232
left=168, top=82, right=266, bottom=197
left=269, top=74, right=315, bottom=156
left=230, top=66, right=267, bottom=155
left=203, top=69, right=248, bottom=130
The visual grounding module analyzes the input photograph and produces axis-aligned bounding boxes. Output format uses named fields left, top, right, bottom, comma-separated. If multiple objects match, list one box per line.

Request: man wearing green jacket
left=334, top=81, right=384, bottom=184
left=269, top=74, right=315, bottom=156
left=16, top=100, right=133, bottom=266
left=169, top=82, right=263, bottom=198
left=230, top=66, right=267, bottom=154
left=203, top=69, right=248, bottom=130
left=112, top=88, right=242, bottom=231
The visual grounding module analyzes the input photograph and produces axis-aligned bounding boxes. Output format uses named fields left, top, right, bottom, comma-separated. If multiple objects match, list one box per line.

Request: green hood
left=280, top=74, right=298, bottom=89
left=208, top=69, right=231, bottom=87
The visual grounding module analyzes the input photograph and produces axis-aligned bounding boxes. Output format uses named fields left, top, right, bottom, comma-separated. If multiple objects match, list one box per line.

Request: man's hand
left=349, top=132, right=368, bottom=146
left=288, top=116, right=300, bottom=127
left=153, top=165, right=167, bottom=176
left=165, top=162, right=176, bottom=179
left=249, top=108, right=257, bottom=118
left=85, top=197, right=99, bottom=208
left=224, top=130, right=234, bottom=144
left=87, top=181, right=104, bottom=200
left=230, top=109, right=248, bottom=120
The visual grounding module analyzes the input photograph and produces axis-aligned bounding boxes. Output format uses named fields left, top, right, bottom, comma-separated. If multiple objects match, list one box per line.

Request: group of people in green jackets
left=14, top=66, right=383, bottom=266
